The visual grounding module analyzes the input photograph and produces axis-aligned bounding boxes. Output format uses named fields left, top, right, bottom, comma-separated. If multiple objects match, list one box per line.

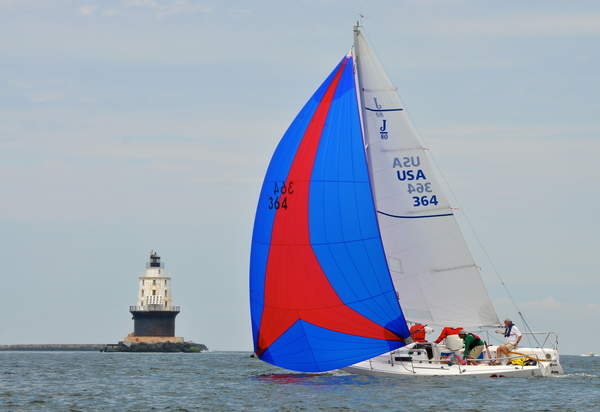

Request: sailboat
left=249, top=25, right=563, bottom=377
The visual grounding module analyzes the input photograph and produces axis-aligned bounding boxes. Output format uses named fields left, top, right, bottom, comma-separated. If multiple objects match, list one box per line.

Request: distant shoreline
left=0, top=344, right=105, bottom=351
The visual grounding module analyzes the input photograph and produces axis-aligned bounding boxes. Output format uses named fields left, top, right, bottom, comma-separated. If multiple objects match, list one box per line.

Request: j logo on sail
left=379, top=119, right=388, bottom=140
left=373, top=97, right=384, bottom=118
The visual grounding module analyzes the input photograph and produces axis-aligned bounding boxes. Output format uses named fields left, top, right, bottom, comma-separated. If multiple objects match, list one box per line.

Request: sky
left=1, top=0, right=599, bottom=355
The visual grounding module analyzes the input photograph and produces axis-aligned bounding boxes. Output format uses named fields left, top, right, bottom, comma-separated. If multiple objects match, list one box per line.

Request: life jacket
left=510, top=357, right=528, bottom=366
left=410, top=324, right=427, bottom=343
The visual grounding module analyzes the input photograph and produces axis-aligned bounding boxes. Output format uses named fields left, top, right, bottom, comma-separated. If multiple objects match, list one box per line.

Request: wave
left=553, top=372, right=599, bottom=378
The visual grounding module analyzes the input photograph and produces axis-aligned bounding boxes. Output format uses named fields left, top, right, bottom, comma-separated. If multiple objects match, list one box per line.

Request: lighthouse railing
left=129, top=305, right=181, bottom=312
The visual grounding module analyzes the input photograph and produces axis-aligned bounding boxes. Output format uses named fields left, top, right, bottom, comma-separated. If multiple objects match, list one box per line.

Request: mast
left=352, top=23, right=369, bottom=158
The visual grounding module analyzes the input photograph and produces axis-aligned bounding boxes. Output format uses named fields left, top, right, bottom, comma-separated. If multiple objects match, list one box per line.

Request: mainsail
left=249, top=56, right=410, bottom=372
left=353, top=28, right=499, bottom=328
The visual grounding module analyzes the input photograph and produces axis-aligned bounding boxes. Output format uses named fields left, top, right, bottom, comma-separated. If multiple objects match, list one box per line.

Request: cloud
left=9, top=80, right=33, bottom=89
left=101, top=8, right=119, bottom=17
left=511, top=296, right=600, bottom=318
left=29, top=91, right=65, bottom=103
left=230, top=8, right=252, bottom=15
left=421, top=123, right=600, bottom=140
left=585, top=303, right=600, bottom=313
left=122, top=0, right=211, bottom=18
left=0, top=0, right=23, bottom=7
left=0, top=0, right=71, bottom=10
left=521, top=296, right=562, bottom=310
left=71, top=0, right=211, bottom=20
left=427, top=13, right=600, bottom=37
left=79, top=5, right=97, bottom=16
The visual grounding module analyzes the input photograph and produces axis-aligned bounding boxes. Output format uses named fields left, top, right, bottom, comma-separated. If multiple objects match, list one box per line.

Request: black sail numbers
left=267, top=181, right=293, bottom=211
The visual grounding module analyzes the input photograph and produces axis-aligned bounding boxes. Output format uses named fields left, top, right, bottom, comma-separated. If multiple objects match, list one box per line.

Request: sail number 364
left=407, top=182, right=438, bottom=207
left=412, top=195, right=438, bottom=207
left=267, top=181, right=293, bottom=210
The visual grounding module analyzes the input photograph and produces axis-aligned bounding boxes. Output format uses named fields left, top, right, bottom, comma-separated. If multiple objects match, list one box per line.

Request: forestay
left=353, top=28, right=499, bottom=328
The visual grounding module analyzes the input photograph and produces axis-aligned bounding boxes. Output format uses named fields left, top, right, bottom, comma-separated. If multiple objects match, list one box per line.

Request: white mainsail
left=353, top=28, right=499, bottom=328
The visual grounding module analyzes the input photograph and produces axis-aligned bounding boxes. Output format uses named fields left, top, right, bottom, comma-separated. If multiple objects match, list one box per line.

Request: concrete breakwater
left=0, top=343, right=208, bottom=352
left=102, top=341, right=208, bottom=353
left=0, top=344, right=105, bottom=351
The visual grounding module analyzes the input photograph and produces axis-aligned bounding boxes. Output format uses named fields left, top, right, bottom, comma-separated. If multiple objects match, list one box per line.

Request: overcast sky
left=1, top=0, right=599, bottom=355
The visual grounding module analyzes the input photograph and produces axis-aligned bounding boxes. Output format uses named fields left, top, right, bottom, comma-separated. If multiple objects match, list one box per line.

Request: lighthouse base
left=130, top=308, right=179, bottom=337
left=103, top=338, right=208, bottom=353
left=123, top=334, right=184, bottom=344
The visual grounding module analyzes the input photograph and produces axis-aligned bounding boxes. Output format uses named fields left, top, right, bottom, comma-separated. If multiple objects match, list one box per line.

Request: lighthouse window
left=152, top=290, right=156, bottom=296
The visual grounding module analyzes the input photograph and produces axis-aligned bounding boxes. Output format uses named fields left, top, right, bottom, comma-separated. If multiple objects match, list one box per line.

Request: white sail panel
left=353, top=28, right=499, bottom=328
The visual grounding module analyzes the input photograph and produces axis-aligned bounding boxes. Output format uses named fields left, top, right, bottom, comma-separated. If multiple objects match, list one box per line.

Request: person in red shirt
left=434, top=326, right=464, bottom=344
left=409, top=323, right=427, bottom=343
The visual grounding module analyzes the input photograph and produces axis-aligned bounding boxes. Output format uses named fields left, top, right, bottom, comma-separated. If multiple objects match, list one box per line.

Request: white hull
left=343, top=344, right=563, bottom=378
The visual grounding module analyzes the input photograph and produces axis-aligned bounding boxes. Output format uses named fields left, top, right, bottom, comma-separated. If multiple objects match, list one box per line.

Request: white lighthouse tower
left=124, top=251, right=183, bottom=344
left=136, top=251, right=174, bottom=309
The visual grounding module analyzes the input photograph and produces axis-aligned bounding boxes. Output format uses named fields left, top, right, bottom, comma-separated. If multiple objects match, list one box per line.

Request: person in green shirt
left=458, top=331, right=485, bottom=365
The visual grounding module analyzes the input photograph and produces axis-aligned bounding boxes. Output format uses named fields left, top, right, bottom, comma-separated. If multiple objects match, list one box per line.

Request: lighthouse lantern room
left=137, top=251, right=174, bottom=308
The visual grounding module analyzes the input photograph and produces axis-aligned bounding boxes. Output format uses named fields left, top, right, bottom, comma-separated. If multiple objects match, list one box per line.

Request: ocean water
left=1, top=352, right=598, bottom=411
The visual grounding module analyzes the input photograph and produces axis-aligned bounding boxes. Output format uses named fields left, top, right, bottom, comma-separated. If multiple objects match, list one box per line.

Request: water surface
left=1, top=352, right=598, bottom=411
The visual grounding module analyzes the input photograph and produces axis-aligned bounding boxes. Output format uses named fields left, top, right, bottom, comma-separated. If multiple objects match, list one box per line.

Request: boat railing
left=520, top=331, right=559, bottom=350
left=481, top=329, right=559, bottom=352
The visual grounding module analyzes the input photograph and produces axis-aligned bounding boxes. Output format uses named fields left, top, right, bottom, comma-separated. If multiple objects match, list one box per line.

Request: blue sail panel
left=249, top=61, right=343, bottom=348
left=249, top=56, right=409, bottom=373
left=309, top=58, right=408, bottom=337
left=261, top=320, right=403, bottom=372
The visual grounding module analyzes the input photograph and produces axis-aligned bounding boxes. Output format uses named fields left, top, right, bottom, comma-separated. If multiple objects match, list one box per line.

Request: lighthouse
left=124, top=251, right=183, bottom=344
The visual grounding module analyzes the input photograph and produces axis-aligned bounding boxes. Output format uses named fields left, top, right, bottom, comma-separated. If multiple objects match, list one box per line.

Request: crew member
left=409, top=323, right=427, bottom=343
left=434, top=326, right=464, bottom=344
left=495, top=318, right=522, bottom=364
left=458, top=331, right=485, bottom=365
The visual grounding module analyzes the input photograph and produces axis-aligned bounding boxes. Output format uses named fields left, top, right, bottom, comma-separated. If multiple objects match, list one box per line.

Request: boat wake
left=552, top=372, right=599, bottom=379
left=255, top=372, right=375, bottom=385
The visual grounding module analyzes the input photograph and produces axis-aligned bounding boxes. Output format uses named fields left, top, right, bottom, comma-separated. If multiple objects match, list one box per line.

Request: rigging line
left=417, top=135, right=542, bottom=348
